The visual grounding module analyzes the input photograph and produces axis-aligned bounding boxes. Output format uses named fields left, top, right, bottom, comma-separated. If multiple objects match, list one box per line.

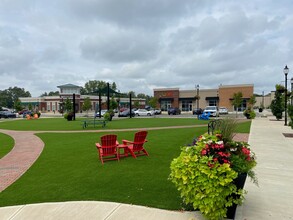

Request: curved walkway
left=0, top=130, right=44, bottom=192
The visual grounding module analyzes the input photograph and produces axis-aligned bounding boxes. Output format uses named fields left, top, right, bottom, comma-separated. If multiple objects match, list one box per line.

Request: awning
left=20, top=102, right=40, bottom=105
left=205, top=97, right=219, bottom=100
left=159, top=98, right=174, bottom=101
left=229, top=98, right=250, bottom=100
left=179, top=98, right=194, bottom=101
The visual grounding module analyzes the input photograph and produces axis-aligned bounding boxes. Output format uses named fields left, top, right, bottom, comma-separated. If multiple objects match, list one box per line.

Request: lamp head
left=284, top=65, right=289, bottom=75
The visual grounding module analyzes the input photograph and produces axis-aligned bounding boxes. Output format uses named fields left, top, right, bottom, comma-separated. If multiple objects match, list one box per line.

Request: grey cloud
left=69, top=0, right=198, bottom=29
left=80, top=30, right=160, bottom=63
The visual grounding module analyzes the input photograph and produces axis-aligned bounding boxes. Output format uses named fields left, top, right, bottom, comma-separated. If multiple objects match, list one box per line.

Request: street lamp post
left=196, top=84, right=199, bottom=109
left=283, top=65, right=289, bottom=126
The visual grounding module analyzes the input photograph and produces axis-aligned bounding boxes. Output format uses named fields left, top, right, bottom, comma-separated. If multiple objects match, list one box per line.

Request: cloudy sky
left=1, top=0, right=293, bottom=97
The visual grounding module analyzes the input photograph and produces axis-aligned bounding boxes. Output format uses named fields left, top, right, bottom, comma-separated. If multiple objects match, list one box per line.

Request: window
left=47, top=103, right=50, bottom=111
left=208, top=100, right=217, bottom=106
left=161, top=101, right=171, bottom=111
left=181, top=100, right=192, bottom=111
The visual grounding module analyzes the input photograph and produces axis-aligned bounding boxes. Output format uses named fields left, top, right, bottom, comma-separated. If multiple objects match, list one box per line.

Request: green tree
left=48, top=91, right=60, bottom=96
left=128, top=91, right=136, bottom=97
left=40, top=92, right=48, bottom=97
left=148, top=97, right=158, bottom=109
left=134, top=100, right=140, bottom=108
left=248, top=95, right=256, bottom=107
left=82, top=97, right=92, bottom=116
left=110, top=96, right=118, bottom=110
left=81, top=80, right=118, bottom=95
left=14, top=99, right=22, bottom=112
left=231, top=92, right=243, bottom=118
left=28, top=103, right=33, bottom=111
left=64, top=98, right=73, bottom=112
left=0, top=87, right=31, bottom=108
left=271, top=86, right=284, bottom=120
left=40, top=91, right=59, bottom=97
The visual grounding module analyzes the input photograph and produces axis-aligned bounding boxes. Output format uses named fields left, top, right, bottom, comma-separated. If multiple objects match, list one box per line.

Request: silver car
left=219, top=107, right=228, bottom=114
left=203, top=106, right=219, bottom=117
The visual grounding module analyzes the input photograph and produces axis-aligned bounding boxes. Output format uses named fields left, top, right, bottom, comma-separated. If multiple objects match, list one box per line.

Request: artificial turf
left=0, top=118, right=251, bottom=209
left=0, top=133, right=14, bottom=159
left=0, top=127, right=207, bottom=209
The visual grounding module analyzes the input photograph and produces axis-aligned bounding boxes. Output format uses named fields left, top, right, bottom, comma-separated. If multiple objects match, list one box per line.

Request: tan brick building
left=154, top=84, right=254, bottom=112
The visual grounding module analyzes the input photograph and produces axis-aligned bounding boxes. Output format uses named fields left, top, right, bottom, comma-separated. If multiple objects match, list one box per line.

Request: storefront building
left=154, top=84, right=254, bottom=112
left=20, top=84, right=146, bottom=112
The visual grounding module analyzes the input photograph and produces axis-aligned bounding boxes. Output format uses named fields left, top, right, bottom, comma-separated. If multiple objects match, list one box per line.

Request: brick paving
left=0, top=130, right=44, bottom=192
left=0, top=126, right=248, bottom=193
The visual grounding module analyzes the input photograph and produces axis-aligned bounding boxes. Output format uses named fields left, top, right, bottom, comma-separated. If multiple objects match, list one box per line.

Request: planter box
left=226, top=173, right=247, bottom=219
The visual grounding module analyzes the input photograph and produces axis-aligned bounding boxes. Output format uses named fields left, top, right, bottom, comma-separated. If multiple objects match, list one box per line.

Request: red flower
left=201, top=149, right=207, bottom=155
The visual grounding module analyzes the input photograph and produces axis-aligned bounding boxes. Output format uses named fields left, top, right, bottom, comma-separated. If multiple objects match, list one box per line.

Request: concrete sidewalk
left=236, top=116, right=293, bottom=219
left=0, top=116, right=293, bottom=219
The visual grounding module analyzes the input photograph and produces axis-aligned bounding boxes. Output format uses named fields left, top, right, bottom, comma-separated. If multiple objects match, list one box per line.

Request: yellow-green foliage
left=170, top=137, right=245, bottom=220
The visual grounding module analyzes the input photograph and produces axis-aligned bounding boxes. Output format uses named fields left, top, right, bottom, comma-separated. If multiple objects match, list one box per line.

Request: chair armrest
left=122, top=140, right=134, bottom=145
left=96, top=143, right=102, bottom=148
left=116, top=141, right=119, bottom=146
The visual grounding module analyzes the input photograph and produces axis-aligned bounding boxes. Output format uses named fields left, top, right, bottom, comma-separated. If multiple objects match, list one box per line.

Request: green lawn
left=0, top=133, right=14, bottom=159
left=0, top=118, right=251, bottom=209
left=0, top=127, right=207, bottom=209
left=0, top=117, right=209, bottom=131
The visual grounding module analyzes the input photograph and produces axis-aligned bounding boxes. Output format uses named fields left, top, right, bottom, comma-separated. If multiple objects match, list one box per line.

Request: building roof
left=57, top=84, right=81, bottom=88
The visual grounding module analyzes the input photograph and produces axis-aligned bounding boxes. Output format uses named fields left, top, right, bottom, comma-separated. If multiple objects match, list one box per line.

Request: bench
left=82, top=118, right=106, bottom=129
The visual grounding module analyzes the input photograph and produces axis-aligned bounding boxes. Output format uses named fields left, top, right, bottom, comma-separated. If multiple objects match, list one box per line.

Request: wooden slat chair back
left=96, top=134, right=119, bottom=164
left=122, top=131, right=149, bottom=158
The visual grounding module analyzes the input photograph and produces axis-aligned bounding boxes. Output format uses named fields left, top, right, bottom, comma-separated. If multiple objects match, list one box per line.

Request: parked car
left=18, top=109, right=28, bottom=115
left=134, top=109, right=154, bottom=116
left=203, top=106, right=219, bottom=117
left=22, top=111, right=32, bottom=118
left=0, top=111, right=16, bottom=119
left=168, top=108, right=181, bottom=115
left=95, top=110, right=108, bottom=117
left=219, top=107, right=228, bottom=114
left=118, top=109, right=135, bottom=117
left=154, top=109, right=162, bottom=115
left=193, top=108, right=203, bottom=115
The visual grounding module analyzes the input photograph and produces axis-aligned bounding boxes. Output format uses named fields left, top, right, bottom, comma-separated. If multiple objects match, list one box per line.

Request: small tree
left=271, top=86, right=284, bottom=120
left=64, top=98, right=73, bottom=113
left=148, top=97, right=158, bottom=109
left=134, top=100, right=140, bottom=109
left=110, top=96, right=118, bottom=110
left=28, top=103, right=33, bottom=111
left=231, top=92, right=243, bottom=118
left=248, top=95, right=256, bottom=107
left=82, top=97, right=92, bottom=116
left=14, top=99, right=22, bottom=112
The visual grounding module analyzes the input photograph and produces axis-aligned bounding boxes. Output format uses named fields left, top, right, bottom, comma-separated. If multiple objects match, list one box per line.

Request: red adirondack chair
left=96, top=134, right=119, bottom=164
left=122, top=131, right=149, bottom=158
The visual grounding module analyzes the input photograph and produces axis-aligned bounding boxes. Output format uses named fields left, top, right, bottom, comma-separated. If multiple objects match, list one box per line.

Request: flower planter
left=226, top=173, right=248, bottom=219
left=67, top=115, right=73, bottom=121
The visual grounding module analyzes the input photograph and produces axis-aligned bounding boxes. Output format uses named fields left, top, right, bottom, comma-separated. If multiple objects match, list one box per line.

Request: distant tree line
left=0, top=87, right=31, bottom=109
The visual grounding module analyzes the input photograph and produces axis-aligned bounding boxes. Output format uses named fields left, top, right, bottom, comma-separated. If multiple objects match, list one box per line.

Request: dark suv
left=193, top=108, right=203, bottom=115
left=168, top=108, right=181, bottom=115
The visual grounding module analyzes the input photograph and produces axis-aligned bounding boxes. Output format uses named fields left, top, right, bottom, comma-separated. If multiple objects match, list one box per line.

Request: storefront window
left=208, top=100, right=217, bottom=106
left=161, top=101, right=171, bottom=111
left=181, top=100, right=192, bottom=111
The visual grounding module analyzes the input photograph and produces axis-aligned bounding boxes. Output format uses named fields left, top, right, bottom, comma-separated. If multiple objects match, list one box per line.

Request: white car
left=96, top=110, right=107, bottom=117
left=134, top=109, right=154, bottom=116
left=203, top=106, right=219, bottom=117
left=219, top=107, right=228, bottom=114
